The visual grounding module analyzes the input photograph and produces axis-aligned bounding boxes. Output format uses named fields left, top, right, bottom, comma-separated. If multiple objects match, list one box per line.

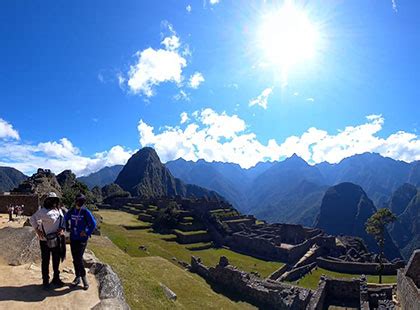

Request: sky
left=0, top=0, right=419, bottom=176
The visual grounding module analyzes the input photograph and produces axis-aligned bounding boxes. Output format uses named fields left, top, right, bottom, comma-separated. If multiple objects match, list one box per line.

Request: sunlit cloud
left=249, top=87, right=273, bottom=109
left=138, top=111, right=420, bottom=168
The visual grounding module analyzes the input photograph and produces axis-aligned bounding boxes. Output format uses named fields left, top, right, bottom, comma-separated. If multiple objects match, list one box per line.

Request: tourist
left=29, top=192, right=65, bottom=290
left=7, top=205, right=14, bottom=222
left=64, top=193, right=97, bottom=290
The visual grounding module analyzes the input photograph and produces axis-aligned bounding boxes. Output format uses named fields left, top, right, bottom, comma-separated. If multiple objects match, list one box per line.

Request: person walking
left=29, top=192, right=65, bottom=289
left=64, top=193, right=97, bottom=290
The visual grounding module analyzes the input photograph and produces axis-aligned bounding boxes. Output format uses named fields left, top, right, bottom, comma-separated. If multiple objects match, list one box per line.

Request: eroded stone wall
left=0, top=194, right=39, bottom=215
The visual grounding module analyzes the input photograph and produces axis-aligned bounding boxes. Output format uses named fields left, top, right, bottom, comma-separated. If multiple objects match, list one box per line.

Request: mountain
left=246, top=154, right=327, bottom=222
left=315, top=182, right=401, bottom=259
left=115, top=147, right=223, bottom=200
left=0, top=167, right=27, bottom=192
left=78, top=165, right=124, bottom=189
left=166, top=158, right=250, bottom=210
left=167, top=152, right=419, bottom=226
left=318, top=153, right=413, bottom=207
left=387, top=184, right=420, bottom=259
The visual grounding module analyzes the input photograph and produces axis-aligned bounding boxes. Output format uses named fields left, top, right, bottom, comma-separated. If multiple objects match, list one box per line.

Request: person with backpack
left=64, top=193, right=97, bottom=290
left=29, top=192, right=65, bottom=290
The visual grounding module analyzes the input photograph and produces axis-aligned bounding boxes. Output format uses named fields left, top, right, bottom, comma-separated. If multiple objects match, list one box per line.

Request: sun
left=257, top=2, right=319, bottom=71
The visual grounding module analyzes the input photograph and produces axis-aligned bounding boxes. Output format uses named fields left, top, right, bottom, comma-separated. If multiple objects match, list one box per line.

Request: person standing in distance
left=64, top=193, right=97, bottom=290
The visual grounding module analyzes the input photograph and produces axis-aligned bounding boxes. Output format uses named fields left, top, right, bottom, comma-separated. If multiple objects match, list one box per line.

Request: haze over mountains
left=75, top=151, right=419, bottom=228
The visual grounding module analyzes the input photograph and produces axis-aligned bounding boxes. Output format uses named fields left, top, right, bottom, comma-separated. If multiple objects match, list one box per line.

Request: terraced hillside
left=96, top=210, right=283, bottom=278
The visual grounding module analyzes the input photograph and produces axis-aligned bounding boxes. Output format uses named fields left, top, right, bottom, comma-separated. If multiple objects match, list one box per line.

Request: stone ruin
left=397, top=249, right=420, bottom=309
left=191, top=255, right=312, bottom=309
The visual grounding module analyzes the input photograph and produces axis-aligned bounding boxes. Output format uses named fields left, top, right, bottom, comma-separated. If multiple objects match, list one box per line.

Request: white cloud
left=186, top=4, right=192, bottom=13
left=392, top=0, right=398, bottom=12
left=122, top=24, right=192, bottom=97
left=249, top=87, right=273, bottom=109
left=127, top=47, right=186, bottom=97
left=188, top=72, right=205, bottom=89
left=209, top=0, right=220, bottom=5
left=0, top=118, right=20, bottom=140
left=161, top=35, right=180, bottom=51
left=180, top=112, right=189, bottom=124
left=0, top=119, right=133, bottom=176
left=138, top=111, right=420, bottom=168
left=174, top=90, right=190, bottom=101
left=306, top=97, right=315, bottom=102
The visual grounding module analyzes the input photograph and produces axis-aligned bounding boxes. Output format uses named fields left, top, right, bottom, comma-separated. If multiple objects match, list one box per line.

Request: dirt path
left=0, top=214, right=100, bottom=310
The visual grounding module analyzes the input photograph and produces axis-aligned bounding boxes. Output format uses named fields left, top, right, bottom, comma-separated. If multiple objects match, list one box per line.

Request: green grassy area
left=89, top=235, right=255, bottom=309
left=292, top=267, right=398, bottom=290
left=96, top=210, right=284, bottom=278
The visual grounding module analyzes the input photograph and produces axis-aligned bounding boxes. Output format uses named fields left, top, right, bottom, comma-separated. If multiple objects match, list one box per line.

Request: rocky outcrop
left=13, top=168, right=62, bottom=199
left=84, top=250, right=130, bottom=309
left=315, top=183, right=401, bottom=260
left=115, top=147, right=223, bottom=200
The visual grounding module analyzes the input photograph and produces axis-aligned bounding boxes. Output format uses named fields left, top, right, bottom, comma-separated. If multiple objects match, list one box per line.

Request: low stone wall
left=280, top=263, right=316, bottom=282
left=0, top=194, right=39, bottom=215
left=83, top=250, right=130, bottom=309
left=191, top=256, right=312, bottom=309
left=268, top=264, right=289, bottom=280
left=174, top=230, right=211, bottom=244
left=317, top=257, right=400, bottom=275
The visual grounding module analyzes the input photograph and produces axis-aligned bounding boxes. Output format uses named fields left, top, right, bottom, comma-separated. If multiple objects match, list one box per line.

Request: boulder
left=90, top=263, right=125, bottom=300
left=91, top=298, right=130, bottom=310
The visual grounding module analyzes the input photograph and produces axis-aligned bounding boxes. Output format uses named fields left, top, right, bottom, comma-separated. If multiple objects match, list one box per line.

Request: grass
left=292, top=267, right=398, bottom=290
left=89, top=235, right=255, bottom=309
left=96, top=210, right=284, bottom=278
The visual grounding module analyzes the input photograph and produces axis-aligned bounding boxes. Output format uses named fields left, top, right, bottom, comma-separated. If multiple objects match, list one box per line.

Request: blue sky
left=0, top=0, right=419, bottom=175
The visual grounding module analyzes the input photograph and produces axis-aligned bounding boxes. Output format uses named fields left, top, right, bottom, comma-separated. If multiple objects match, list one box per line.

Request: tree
left=365, top=208, right=397, bottom=283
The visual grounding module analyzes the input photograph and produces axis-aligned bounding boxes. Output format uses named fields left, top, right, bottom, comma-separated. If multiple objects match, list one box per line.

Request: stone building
left=397, top=249, right=420, bottom=309
left=0, top=192, right=39, bottom=215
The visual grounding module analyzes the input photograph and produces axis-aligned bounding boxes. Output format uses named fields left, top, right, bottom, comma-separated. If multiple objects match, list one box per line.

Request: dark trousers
left=40, top=241, right=61, bottom=284
left=70, top=240, right=87, bottom=277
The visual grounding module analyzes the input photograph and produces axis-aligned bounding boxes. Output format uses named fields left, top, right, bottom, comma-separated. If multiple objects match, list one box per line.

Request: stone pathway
left=0, top=214, right=100, bottom=310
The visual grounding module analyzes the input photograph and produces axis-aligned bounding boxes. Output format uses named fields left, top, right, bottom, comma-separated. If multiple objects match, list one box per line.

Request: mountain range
left=0, top=167, right=27, bottom=192
left=77, top=152, right=419, bottom=227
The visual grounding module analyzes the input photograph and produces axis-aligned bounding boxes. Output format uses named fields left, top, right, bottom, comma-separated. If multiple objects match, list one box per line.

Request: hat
left=75, top=193, right=86, bottom=201
left=47, top=192, right=59, bottom=199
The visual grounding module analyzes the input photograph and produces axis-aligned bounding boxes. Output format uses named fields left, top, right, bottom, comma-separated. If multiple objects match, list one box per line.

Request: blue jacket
left=64, top=206, right=97, bottom=242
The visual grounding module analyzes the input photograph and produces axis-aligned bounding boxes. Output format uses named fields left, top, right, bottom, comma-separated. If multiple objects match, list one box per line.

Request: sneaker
left=82, top=276, right=89, bottom=290
left=72, top=276, right=81, bottom=286
left=52, top=278, right=65, bottom=287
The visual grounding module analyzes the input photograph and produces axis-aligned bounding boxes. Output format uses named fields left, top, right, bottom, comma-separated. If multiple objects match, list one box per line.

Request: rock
left=0, top=226, right=40, bottom=266
left=91, top=298, right=130, bottom=310
left=218, top=256, right=229, bottom=267
left=62, top=267, right=74, bottom=274
left=139, top=245, right=148, bottom=251
left=90, top=263, right=125, bottom=300
left=160, top=283, right=177, bottom=301
left=83, top=249, right=101, bottom=268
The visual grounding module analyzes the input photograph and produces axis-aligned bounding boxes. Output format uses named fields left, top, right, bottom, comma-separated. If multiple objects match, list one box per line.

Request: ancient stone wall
left=0, top=194, right=39, bottom=215
left=190, top=256, right=312, bottom=309
left=280, top=262, right=316, bottom=282
left=397, top=250, right=420, bottom=310
left=317, top=257, right=401, bottom=275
